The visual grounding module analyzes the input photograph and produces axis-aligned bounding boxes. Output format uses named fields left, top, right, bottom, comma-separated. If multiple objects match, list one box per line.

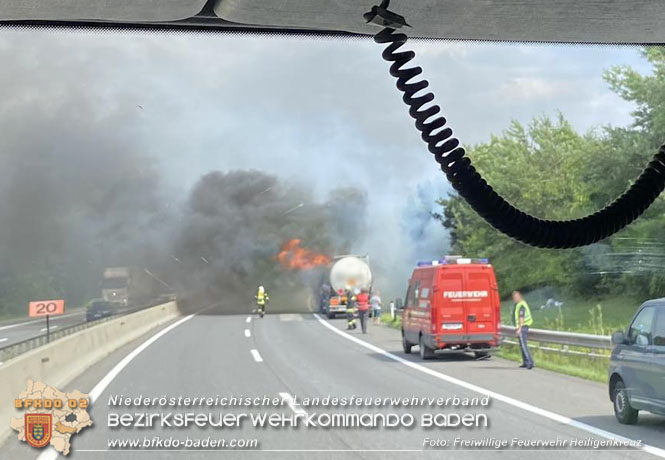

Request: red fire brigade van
left=401, top=256, right=501, bottom=360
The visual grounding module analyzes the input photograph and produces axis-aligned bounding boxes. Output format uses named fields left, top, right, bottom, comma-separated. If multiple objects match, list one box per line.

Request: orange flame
left=277, top=239, right=331, bottom=270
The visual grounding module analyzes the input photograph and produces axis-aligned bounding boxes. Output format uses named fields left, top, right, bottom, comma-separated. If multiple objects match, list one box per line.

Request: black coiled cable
left=374, top=27, right=665, bottom=248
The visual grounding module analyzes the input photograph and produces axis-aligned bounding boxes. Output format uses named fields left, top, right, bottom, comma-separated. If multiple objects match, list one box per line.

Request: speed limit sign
left=28, top=299, right=65, bottom=317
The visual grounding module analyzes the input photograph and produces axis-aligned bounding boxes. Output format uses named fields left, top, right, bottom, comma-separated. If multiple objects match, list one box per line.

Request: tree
left=437, top=116, right=600, bottom=296
left=437, top=49, right=665, bottom=299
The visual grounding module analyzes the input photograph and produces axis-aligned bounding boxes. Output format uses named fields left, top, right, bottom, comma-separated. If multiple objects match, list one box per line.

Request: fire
left=277, top=239, right=331, bottom=270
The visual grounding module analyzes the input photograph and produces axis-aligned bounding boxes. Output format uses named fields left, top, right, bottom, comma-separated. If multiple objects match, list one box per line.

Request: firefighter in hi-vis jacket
left=255, top=285, right=269, bottom=317
left=346, top=288, right=357, bottom=330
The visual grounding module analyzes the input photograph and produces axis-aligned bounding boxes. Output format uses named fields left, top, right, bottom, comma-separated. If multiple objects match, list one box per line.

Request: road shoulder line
left=313, top=313, right=665, bottom=459
left=35, top=313, right=196, bottom=460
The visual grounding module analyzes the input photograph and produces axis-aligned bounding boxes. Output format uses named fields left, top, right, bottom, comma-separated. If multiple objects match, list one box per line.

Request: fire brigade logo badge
left=11, top=380, right=92, bottom=455
left=25, top=413, right=52, bottom=448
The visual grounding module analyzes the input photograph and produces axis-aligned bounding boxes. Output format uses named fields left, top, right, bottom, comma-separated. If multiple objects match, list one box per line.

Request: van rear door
left=417, top=271, right=435, bottom=336
left=439, top=268, right=466, bottom=334
left=465, top=268, right=496, bottom=335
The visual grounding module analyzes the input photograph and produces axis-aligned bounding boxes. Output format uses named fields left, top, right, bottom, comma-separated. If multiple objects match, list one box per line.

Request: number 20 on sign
left=28, top=300, right=65, bottom=318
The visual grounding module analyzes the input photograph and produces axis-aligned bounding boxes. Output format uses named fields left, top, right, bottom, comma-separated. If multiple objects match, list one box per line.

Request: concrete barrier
left=0, top=301, right=180, bottom=442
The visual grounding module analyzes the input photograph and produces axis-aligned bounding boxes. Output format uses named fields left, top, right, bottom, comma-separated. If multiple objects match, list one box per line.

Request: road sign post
left=28, top=300, right=65, bottom=343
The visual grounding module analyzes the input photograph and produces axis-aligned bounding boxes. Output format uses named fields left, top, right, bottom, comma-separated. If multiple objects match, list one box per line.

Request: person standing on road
left=356, top=289, right=371, bottom=334
left=370, top=292, right=382, bottom=324
left=513, top=290, right=534, bottom=369
left=255, top=285, right=269, bottom=317
left=345, top=288, right=357, bottom=330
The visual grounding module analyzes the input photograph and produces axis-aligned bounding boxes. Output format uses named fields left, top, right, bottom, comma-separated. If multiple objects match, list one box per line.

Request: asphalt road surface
left=2, top=308, right=665, bottom=460
left=0, top=305, right=156, bottom=353
left=0, top=310, right=88, bottom=349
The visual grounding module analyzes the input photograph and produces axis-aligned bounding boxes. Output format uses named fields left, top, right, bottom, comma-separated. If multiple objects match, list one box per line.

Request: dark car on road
left=609, top=299, right=665, bottom=424
left=86, top=299, right=114, bottom=322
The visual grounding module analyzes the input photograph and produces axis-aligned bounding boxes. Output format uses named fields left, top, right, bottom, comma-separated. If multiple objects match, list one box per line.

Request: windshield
left=101, top=278, right=129, bottom=289
left=1, top=27, right=664, bottom=460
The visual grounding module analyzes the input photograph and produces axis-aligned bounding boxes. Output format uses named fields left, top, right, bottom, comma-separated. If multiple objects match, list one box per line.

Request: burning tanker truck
left=319, top=255, right=372, bottom=318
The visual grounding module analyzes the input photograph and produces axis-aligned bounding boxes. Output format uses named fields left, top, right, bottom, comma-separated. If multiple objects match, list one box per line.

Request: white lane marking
left=250, top=349, right=263, bottom=362
left=0, top=319, right=42, bottom=331
left=0, top=311, right=86, bottom=331
left=88, top=314, right=195, bottom=403
left=39, top=326, right=59, bottom=332
left=244, top=329, right=251, bottom=338
left=35, top=313, right=196, bottom=460
left=279, top=392, right=307, bottom=416
left=0, top=337, right=7, bottom=343
left=313, top=313, right=665, bottom=459
left=246, top=316, right=252, bottom=323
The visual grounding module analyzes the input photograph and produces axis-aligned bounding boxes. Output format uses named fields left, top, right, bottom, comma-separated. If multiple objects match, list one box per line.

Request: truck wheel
left=613, top=380, right=639, bottom=424
left=474, top=351, right=490, bottom=359
left=402, top=331, right=412, bottom=354
left=327, top=312, right=334, bottom=319
left=419, top=335, right=435, bottom=360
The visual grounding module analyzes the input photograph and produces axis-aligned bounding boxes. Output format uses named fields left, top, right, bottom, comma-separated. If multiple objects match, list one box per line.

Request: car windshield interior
left=3, top=10, right=665, bottom=457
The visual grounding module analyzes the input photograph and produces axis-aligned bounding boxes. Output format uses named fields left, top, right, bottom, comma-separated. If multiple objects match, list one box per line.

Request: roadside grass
left=383, top=294, right=638, bottom=335
left=379, top=311, right=609, bottom=383
left=381, top=312, right=402, bottom=330
left=500, top=294, right=640, bottom=335
left=498, top=342, right=608, bottom=383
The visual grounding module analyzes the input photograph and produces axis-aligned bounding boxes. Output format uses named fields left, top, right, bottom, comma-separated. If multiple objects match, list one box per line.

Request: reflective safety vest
left=356, top=292, right=370, bottom=311
left=346, top=296, right=357, bottom=312
left=514, top=300, right=533, bottom=327
left=256, top=292, right=268, bottom=305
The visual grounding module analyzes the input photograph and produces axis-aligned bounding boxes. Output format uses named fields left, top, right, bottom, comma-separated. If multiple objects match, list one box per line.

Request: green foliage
left=0, top=259, right=97, bottom=320
left=498, top=344, right=608, bottom=382
left=381, top=312, right=402, bottom=330
left=500, top=294, right=638, bottom=334
left=437, top=49, right=665, bottom=301
left=438, top=116, right=597, bottom=296
left=605, top=48, right=665, bottom=147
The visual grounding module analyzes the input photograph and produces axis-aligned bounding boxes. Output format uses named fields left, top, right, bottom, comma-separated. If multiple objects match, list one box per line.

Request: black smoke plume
left=173, top=170, right=367, bottom=314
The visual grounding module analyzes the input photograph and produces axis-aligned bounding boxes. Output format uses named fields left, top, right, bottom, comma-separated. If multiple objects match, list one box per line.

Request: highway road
left=2, top=308, right=665, bottom=459
left=0, top=310, right=88, bottom=349
left=0, top=304, right=161, bottom=353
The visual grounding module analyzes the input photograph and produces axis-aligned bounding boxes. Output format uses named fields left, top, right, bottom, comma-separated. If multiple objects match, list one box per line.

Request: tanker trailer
left=323, top=255, right=372, bottom=318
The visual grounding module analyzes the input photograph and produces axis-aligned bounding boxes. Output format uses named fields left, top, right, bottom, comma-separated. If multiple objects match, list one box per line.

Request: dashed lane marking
left=250, top=349, right=263, bottom=362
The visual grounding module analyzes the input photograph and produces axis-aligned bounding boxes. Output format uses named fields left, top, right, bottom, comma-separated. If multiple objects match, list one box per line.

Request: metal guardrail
left=389, top=309, right=613, bottom=353
left=500, top=325, right=612, bottom=350
left=0, top=301, right=168, bottom=363
left=500, top=325, right=612, bottom=358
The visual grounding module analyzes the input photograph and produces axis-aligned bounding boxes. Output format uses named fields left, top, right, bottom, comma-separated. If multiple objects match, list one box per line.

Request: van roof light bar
left=416, top=257, right=489, bottom=267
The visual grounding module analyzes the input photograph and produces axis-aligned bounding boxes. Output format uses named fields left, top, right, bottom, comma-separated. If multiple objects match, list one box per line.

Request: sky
left=0, top=28, right=652, bottom=298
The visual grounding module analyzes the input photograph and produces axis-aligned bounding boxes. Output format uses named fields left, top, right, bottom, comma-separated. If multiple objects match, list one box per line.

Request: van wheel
left=613, top=380, right=638, bottom=424
left=474, top=351, right=490, bottom=359
left=419, top=335, right=435, bottom=360
left=402, top=332, right=413, bottom=354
